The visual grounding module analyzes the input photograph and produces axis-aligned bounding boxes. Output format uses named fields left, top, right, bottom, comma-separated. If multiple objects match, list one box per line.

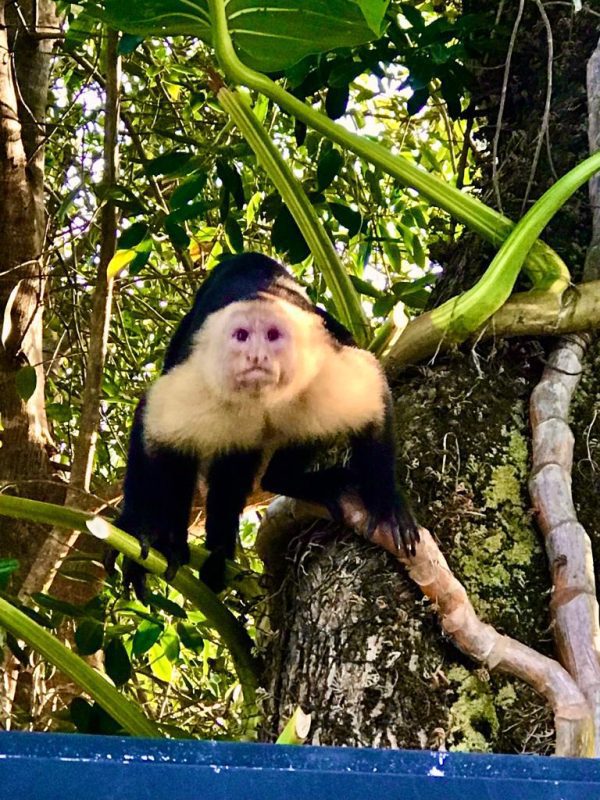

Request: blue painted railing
left=1, top=732, right=600, bottom=799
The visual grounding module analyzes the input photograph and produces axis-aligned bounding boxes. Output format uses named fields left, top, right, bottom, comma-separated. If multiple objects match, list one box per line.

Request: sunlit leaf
left=148, top=642, right=173, bottom=682
left=88, top=0, right=386, bottom=72
left=107, top=248, right=137, bottom=279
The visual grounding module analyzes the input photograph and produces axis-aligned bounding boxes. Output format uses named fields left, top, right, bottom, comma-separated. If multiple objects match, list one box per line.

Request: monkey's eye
left=233, top=328, right=250, bottom=342
left=266, top=327, right=281, bottom=342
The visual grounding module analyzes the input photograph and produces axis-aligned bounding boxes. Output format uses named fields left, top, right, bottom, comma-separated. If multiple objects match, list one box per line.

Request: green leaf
left=32, top=593, right=83, bottom=617
left=132, top=620, right=163, bottom=656
left=146, top=592, right=187, bottom=619
left=107, top=248, right=137, bottom=279
left=118, top=33, right=144, bottom=54
left=148, top=642, right=173, bottom=683
left=104, top=637, right=132, bottom=686
left=160, top=627, right=180, bottom=662
left=164, top=217, right=191, bottom=248
left=15, top=366, right=36, bottom=402
left=170, top=175, right=207, bottom=209
left=216, top=159, right=245, bottom=208
left=317, top=148, right=344, bottom=191
left=355, top=0, right=389, bottom=35
left=328, top=202, right=363, bottom=237
left=118, top=222, right=148, bottom=250
left=93, top=0, right=384, bottom=73
left=407, top=87, right=429, bottom=116
left=325, top=85, right=349, bottom=120
left=70, top=698, right=123, bottom=735
left=271, top=206, right=310, bottom=263
left=145, top=150, right=193, bottom=176
left=75, top=618, right=105, bottom=655
left=177, top=621, right=204, bottom=653
left=0, top=559, right=19, bottom=590
left=349, top=274, right=383, bottom=299
left=70, top=697, right=95, bottom=733
left=400, top=2, right=425, bottom=28
left=224, top=216, right=244, bottom=253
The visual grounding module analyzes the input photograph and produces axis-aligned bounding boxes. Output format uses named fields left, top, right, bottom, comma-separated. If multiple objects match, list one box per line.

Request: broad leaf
left=15, top=366, right=37, bottom=402
left=86, top=0, right=388, bottom=72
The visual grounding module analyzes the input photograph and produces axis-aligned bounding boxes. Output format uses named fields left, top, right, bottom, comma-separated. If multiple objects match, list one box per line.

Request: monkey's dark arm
left=349, top=399, right=420, bottom=557
left=200, top=449, right=262, bottom=593
left=107, top=398, right=199, bottom=599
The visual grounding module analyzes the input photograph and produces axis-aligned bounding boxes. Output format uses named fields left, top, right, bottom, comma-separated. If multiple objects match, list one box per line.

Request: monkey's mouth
left=235, top=367, right=278, bottom=389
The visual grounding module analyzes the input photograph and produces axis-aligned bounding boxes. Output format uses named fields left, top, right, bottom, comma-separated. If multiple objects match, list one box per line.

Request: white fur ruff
left=144, top=298, right=386, bottom=456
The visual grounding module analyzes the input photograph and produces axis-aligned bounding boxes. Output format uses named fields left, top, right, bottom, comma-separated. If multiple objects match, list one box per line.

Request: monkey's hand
left=104, top=520, right=190, bottom=602
left=362, top=495, right=420, bottom=558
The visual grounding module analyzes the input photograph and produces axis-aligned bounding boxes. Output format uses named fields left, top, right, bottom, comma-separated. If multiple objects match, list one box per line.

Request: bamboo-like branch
left=87, top=518, right=260, bottom=709
left=205, top=0, right=570, bottom=293
left=387, top=280, right=600, bottom=371
left=525, top=35, right=600, bottom=755
left=0, top=596, right=163, bottom=739
left=529, top=335, right=600, bottom=753
left=0, top=494, right=261, bottom=708
left=257, top=497, right=594, bottom=757
left=276, top=707, right=312, bottom=745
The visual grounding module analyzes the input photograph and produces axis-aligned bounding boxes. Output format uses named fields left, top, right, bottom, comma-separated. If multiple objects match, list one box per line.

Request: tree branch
left=257, top=496, right=594, bottom=757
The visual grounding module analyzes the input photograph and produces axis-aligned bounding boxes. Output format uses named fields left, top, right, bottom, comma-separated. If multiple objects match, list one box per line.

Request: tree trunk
left=259, top=5, right=599, bottom=754
left=0, top=1, right=62, bottom=583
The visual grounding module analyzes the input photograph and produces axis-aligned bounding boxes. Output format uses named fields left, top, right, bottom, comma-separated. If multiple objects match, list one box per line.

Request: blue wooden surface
left=1, top=731, right=600, bottom=799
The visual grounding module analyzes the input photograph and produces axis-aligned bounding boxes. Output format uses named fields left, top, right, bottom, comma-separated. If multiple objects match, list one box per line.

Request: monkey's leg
left=201, top=449, right=262, bottom=592
left=110, top=400, right=200, bottom=599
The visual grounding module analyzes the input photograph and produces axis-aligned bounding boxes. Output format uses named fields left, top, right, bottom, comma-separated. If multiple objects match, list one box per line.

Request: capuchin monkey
left=107, top=253, right=419, bottom=598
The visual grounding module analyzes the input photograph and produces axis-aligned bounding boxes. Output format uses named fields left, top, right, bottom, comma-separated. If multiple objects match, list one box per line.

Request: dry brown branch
left=257, top=495, right=594, bottom=757
left=525, top=34, right=600, bottom=754
left=529, top=336, right=600, bottom=752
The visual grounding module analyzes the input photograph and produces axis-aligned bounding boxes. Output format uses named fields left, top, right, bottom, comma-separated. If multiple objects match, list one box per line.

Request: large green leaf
left=88, top=0, right=388, bottom=72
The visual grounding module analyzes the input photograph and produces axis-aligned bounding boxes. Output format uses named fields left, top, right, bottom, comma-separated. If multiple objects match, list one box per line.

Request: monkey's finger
left=139, top=535, right=151, bottom=560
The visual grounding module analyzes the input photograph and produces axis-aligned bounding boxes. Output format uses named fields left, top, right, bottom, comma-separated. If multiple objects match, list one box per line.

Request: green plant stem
left=430, top=149, right=600, bottom=335
left=218, top=85, right=368, bottom=344
left=206, top=0, right=570, bottom=292
left=0, top=595, right=162, bottom=738
left=0, top=494, right=260, bottom=707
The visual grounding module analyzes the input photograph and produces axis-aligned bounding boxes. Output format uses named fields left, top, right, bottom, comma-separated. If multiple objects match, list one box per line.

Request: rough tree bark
left=258, top=5, right=600, bottom=754
left=0, top=1, right=61, bottom=588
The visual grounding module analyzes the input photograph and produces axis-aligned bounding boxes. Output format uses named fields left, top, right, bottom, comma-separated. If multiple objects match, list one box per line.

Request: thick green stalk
left=430, top=149, right=600, bottom=335
left=218, top=85, right=368, bottom=344
left=206, top=0, right=570, bottom=292
left=0, top=494, right=260, bottom=705
left=0, top=595, right=162, bottom=738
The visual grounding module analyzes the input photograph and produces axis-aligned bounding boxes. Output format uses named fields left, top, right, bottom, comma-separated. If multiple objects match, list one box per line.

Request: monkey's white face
left=206, top=302, right=297, bottom=396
